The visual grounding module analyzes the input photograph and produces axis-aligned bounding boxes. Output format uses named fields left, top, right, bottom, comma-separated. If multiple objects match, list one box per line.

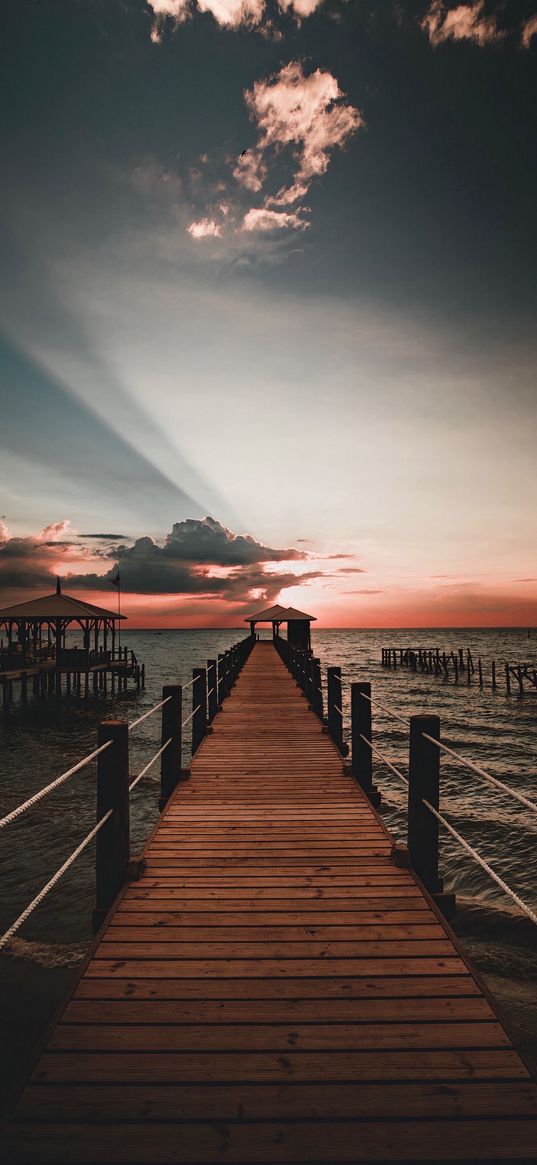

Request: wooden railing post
left=192, top=668, right=207, bottom=754
left=351, top=682, right=380, bottom=807
left=327, top=666, right=343, bottom=753
left=159, top=684, right=182, bottom=812
left=93, top=719, right=130, bottom=932
left=217, top=654, right=225, bottom=704
left=311, top=657, right=323, bottom=720
left=207, top=659, right=218, bottom=721
left=408, top=715, right=446, bottom=902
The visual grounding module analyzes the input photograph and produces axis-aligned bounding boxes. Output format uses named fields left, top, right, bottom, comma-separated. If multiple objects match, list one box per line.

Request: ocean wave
left=2, top=938, right=87, bottom=968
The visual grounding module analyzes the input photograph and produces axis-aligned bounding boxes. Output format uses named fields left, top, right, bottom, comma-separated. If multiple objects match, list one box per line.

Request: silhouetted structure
left=245, top=603, right=316, bottom=650
left=0, top=580, right=143, bottom=718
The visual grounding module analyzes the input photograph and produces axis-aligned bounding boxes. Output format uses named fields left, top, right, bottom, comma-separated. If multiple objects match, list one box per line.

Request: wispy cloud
left=186, top=61, right=361, bottom=243
left=522, top=14, right=537, bottom=47
left=187, top=217, right=222, bottom=238
left=420, top=1, right=503, bottom=47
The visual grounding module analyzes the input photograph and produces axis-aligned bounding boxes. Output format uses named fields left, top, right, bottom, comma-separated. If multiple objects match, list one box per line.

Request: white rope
left=0, top=809, right=113, bottom=950
left=129, top=739, right=172, bottom=793
left=129, top=695, right=171, bottom=731
left=359, top=690, right=408, bottom=727
left=0, top=741, right=112, bottom=832
left=421, top=733, right=537, bottom=816
left=360, top=735, right=408, bottom=785
left=182, top=677, right=195, bottom=690
left=422, top=798, right=537, bottom=927
left=182, top=704, right=201, bottom=728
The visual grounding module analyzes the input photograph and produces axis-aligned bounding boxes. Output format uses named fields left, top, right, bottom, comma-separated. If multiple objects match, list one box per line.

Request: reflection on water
left=0, top=628, right=536, bottom=1042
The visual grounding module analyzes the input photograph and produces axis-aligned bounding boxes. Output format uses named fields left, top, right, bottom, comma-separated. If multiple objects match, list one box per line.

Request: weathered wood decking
left=4, top=642, right=537, bottom=1162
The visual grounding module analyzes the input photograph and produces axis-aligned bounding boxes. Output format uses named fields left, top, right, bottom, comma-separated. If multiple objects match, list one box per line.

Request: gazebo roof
left=245, top=604, right=316, bottom=624
left=0, top=590, right=125, bottom=622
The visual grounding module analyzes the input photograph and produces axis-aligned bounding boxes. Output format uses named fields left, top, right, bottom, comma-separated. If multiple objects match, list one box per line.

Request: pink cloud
left=244, top=62, right=362, bottom=186
left=147, top=0, right=265, bottom=39
left=522, top=14, right=537, bottom=47
left=232, top=148, right=268, bottom=192
left=187, top=217, right=222, bottom=238
left=147, top=0, right=190, bottom=42
left=420, top=1, right=503, bottom=47
left=36, top=520, right=73, bottom=543
left=278, top=0, right=324, bottom=15
left=242, top=206, right=308, bottom=231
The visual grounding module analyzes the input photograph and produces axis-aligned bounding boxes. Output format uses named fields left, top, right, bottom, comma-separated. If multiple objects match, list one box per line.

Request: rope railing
left=0, top=741, right=112, bottom=832
left=360, top=734, right=408, bottom=786
left=422, top=797, right=537, bottom=927
left=129, top=695, right=172, bottom=731
left=0, top=808, right=113, bottom=950
left=421, top=733, right=537, bottom=816
left=129, top=739, right=172, bottom=793
left=182, top=704, right=201, bottom=729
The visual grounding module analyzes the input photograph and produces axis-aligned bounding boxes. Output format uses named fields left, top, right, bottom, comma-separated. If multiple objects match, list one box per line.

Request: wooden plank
left=15, top=1081, right=537, bottom=1121
left=7, top=1119, right=537, bottom=1163
left=31, top=1049, right=528, bottom=1084
left=49, top=1021, right=510, bottom=1051
left=73, top=975, right=483, bottom=1000
left=84, top=957, right=470, bottom=977
left=62, top=996, right=495, bottom=1023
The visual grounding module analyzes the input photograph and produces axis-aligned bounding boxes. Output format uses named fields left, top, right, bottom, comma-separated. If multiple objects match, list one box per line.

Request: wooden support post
left=207, top=660, right=218, bottom=722
left=478, top=659, right=483, bottom=687
left=191, top=668, right=207, bottom=755
left=491, top=659, right=496, bottom=690
left=517, top=665, right=524, bottom=697
left=311, top=657, right=323, bottom=720
left=327, top=667, right=344, bottom=754
left=467, top=651, right=471, bottom=686
left=159, top=684, right=182, bottom=811
left=93, top=720, right=130, bottom=933
left=505, top=663, right=511, bottom=695
left=217, top=654, right=225, bottom=705
left=407, top=715, right=454, bottom=916
left=453, top=657, right=459, bottom=683
left=351, top=682, right=380, bottom=806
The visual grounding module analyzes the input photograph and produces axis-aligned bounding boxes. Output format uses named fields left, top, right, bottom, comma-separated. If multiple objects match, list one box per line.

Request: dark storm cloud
left=0, top=516, right=317, bottom=608
left=79, top=534, right=128, bottom=540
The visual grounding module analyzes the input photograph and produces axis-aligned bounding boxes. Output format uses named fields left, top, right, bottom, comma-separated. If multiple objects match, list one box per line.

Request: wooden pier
left=3, top=642, right=537, bottom=1162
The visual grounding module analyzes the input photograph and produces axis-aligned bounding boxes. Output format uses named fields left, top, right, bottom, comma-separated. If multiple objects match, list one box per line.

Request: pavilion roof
left=245, top=604, right=316, bottom=623
left=0, top=591, right=125, bottom=622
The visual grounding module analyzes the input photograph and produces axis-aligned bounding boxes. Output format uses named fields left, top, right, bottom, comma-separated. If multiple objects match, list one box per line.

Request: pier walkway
left=4, top=642, right=537, bottom=1162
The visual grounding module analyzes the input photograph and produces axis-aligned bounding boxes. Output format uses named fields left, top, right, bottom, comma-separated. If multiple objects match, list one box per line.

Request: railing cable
left=129, top=695, right=172, bottom=731
left=422, top=797, right=537, bottom=927
left=0, top=809, right=113, bottom=950
left=360, top=735, right=408, bottom=786
left=182, top=704, right=201, bottom=729
left=129, top=739, right=172, bottom=793
left=0, top=742, right=112, bottom=832
left=421, top=733, right=537, bottom=816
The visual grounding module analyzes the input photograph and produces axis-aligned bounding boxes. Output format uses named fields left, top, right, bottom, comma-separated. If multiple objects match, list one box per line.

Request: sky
left=1, top=0, right=536, bottom=627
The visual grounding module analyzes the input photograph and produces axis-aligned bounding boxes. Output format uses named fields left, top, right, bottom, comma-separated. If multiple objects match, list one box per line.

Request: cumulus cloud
left=278, top=0, right=325, bottom=18
left=232, top=149, right=268, bottom=193
left=420, top=1, right=503, bottom=46
left=242, top=206, right=308, bottom=231
left=187, top=217, right=222, bottom=239
left=235, top=61, right=362, bottom=232
left=522, top=14, right=537, bottom=46
left=0, top=517, right=314, bottom=611
left=35, top=520, right=72, bottom=543
left=147, top=0, right=325, bottom=39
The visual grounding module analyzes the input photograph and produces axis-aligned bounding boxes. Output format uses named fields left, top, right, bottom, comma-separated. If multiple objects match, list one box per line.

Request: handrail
left=0, top=741, right=112, bottom=832
left=182, top=704, right=201, bottom=728
left=421, top=733, right=537, bottom=816
left=360, top=734, right=408, bottom=786
left=422, top=797, right=537, bottom=927
left=129, top=739, right=172, bottom=793
left=0, top=808, right=113, bottom=950
left=129, top=695, right=172, bottom=731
